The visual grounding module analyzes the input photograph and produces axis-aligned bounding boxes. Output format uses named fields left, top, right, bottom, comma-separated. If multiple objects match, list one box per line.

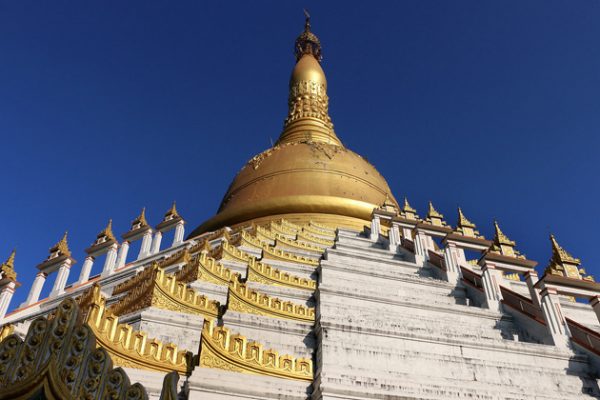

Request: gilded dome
left=189, top=16, right=398, bottom=236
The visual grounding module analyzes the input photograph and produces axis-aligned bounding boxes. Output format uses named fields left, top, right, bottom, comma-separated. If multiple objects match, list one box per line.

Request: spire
left=164, top=201, right=181, bottom=220
left=131, top=208, right=149, bottom=230
left=278, top=12, right=341, bottom=146
left=425, top=202, right=446, bottom=227
left=0, top=249, right=17, bottom=282
left=50, top=232, right=72, bottom=258
left=402, top=198, right=419, bottom=220
left=294, top=10, right=322, bottom=62
left=454, top=208, right=481, bottom=238
left=488, top=221, right=521, bottom=258
left=376, top=194, right=398, bottom=214
left=545, top=234, right=593, bottom=281
left=97, top=220, right=116, bottom=242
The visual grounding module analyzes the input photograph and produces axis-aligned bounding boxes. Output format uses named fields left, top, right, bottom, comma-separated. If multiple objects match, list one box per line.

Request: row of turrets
left=0, top=202, right=186, bottom=321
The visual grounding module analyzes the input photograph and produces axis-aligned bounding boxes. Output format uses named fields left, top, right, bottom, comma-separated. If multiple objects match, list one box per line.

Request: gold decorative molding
left=455, top=208, right=483, bottom=238
left=302, top=224, right=336, bottom=239
left=108, top=265, right=220, bottom=319
left=239, top=230, right=267, bottom=250
left=0, top=250, right=16, bottom=282
left=486, top=221, right=524, bottom=259
left=189, top=238, right=211, bottom=255
left=256, top=226, right=277, bottom=242
left=308, top=220, right=335, bottom=232
left=176, top=253, right=240, bottom=286
left=211, top=240, right=251, bottom=263
left=261, top=244, right=320, bottom=266
left=270, top=221, right=298, bottom=237
left=0, top=325, right=13, bottom=342
left=0, top=298, right=149, bottom=400
left=246, top=258, right=316, bottom=291
left=85, top=287, right=191, bottom=374
left=274, top=233, right=324, bottom=253
left=159, top=248, right=191, bottom=268
left=227, top=280, right=315, bottom=322
left=425, top=201, right=447, bottom=227
left=199, top=319, right=313, bottom=381
left=545, top=234, right=594, bottom=281
left=297, top=231, right=333, bottom=247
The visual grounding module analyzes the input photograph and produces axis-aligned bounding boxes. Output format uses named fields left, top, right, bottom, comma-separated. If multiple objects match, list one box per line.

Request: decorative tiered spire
left=49, top=232, right=72, bottom=258
left=164, top=201, right=181, bottom=221
left=279, top=11, right=339, bottom=145
left=96, top=220, right=116, bottom=242
left=0, top=249, right=17, bottom=282
left=376, top=194, right=399, bottom=214
left=130, top=208, right=149, bottom=230
left=425, top=201, right=447, bottom=227
left=295, top=10, right=322, bottom=62
left=487, top=221, right=523, bottom=258
left=545, top=234, right=593, bottom=281
left=454, top=208, right=481, bottom=238
left=402, top=198, right=419, bottom=220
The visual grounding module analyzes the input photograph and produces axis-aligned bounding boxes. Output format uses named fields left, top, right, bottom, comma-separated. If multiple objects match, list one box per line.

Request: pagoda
left=1, top=13, right=600, bottom=400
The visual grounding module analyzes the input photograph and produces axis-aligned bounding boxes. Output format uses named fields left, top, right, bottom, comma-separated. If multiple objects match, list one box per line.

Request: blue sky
left=1, top=1, right=599, bottom=309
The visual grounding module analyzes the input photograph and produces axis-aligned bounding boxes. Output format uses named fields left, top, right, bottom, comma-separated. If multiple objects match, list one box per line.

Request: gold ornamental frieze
left=261, top=244, right=320, bottom=266
left=297, top=230, right=334, bottom=247
left=85, top=289, right=191, bottom=374
left=211, top=240, right=251, bottom=263
left=274, top=233, right=324, bottom=254
left=199, top=319, right=313, bottom=381
left=227, top=280, right=315, bottom=322
left=0, top=325, right=13, bottom=343
left=270, top=221, right=298, bottom=237
left=0, top=298, right=150, bottom=400
left=246, top=258, right=316, bottom=291
left=256, top=226, right=277, bottom=242
left=107, top=266, right=220, bottom=319
left=308, top=220, right=336, bottom=234
left=176, top=252, right=240, bottom=286
left=302, top=224, right=336, bottom=239
left=239, top=230, right=267, bottom=250
left=158, top=248, right=191, bottom=268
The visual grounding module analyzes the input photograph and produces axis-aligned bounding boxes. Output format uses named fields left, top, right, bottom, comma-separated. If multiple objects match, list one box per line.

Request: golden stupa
left=191, top=15, right=398, bottom=236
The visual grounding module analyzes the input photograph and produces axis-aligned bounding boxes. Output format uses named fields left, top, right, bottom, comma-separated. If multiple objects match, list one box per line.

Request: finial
left=131, top=208, right=149, bottom=229
left=425, top=201, right=446, bottom=227
left=546, top=234, right=593, bottom=280
left=488, top=221, right=521, bottom=258
left=165, top=201, right=181, bottom=219
left=98, top=219, right=116, bottom=241
left=401, top=198, right=419, bottom=220
left=549, top=234, right=580, bottom=265
left=50, top=231, right=72, bottom=257
left=403, top=198, right=416, bottom=213
left=0, top=249, right=17, bottom=282
left=455, top=208, right=481, bottom=238
left=295, top=10, right=322, bottom=62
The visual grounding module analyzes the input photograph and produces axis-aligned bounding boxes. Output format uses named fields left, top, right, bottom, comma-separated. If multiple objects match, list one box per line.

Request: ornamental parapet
left=297, top=231, right=334, bottom=247
left=0, top=298, right=149, bottom=399
left=270, top=221, right=298, bottom=237
left=274, top=233, right=324, bottom=253
left=211, top=240, right=251, bottom=263
left=256, top=226, right=277, bottom=242
left=199, top=319, right=313, bottom=381
left=302, top=224, right=336, bottom=239
left=176, top=253, right=240, bottom=286
left=85, top=288, right=191, bottom=374
left=227, top=280, right=315, bottom=322
left=107, top=265, right=220, bottom=319
left=261, top=244, right=320, bottom=266
left=158, top=248, right=191, bottom=268
left=307, top=220, right=336, bottom=234
left=246, top=258, right=316, bottom=291
left=239, top=230, right=267, bottom=249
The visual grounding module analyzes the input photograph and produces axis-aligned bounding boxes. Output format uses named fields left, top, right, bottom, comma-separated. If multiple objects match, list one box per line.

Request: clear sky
left=1, top=1, right=599, bottom=309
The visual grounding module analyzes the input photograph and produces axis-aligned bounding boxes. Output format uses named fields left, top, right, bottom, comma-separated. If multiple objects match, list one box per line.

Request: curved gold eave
left=189, top=195, right=375, bottom=238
